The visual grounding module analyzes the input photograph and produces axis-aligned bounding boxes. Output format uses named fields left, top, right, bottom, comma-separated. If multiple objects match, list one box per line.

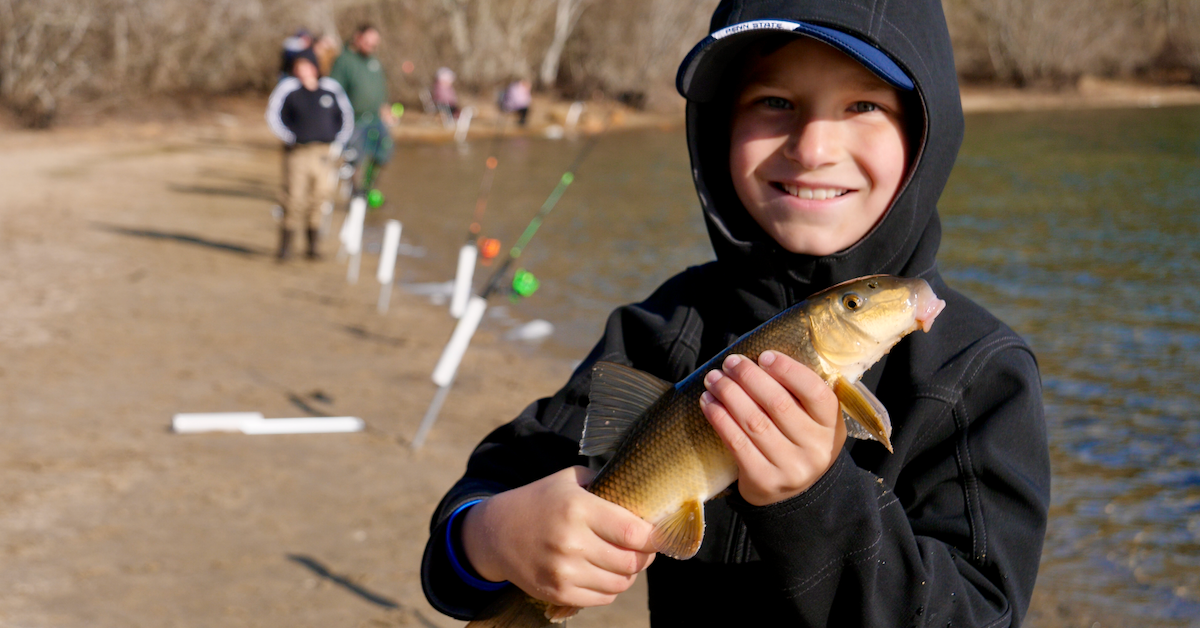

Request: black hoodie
left=421, top=1, right=1050, bottom=625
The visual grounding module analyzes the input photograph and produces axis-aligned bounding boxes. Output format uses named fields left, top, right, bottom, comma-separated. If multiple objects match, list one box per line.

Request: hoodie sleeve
left=731, top=342, right=1049, bottom=627
left=265, top=78, right=299, bottom=145
left=420, top=268, right=709, bottom=620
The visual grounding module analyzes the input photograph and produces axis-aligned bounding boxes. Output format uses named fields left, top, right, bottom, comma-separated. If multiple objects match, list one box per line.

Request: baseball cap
left=677, top=18, right=914, bottom=102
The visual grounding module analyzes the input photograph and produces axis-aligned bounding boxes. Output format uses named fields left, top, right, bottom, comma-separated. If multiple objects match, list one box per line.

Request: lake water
left=376, top=106, right=1200, bottom=625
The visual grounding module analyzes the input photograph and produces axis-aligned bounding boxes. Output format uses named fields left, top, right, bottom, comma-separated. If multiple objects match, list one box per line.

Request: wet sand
left=2, top=89, right=1185, bottom=626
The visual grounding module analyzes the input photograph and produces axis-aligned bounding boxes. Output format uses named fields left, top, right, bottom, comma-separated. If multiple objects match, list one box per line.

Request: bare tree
left=539, top=0, right=591, bottom=88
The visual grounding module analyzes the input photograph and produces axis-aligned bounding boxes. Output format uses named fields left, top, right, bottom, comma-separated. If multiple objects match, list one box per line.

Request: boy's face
left=729, top=38, right=909, bottom=256
left=293, top=58, right=319, bottom=87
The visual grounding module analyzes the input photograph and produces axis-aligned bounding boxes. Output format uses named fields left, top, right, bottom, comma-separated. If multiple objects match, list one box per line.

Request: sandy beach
left=3, top=85, right=1195, bottom=626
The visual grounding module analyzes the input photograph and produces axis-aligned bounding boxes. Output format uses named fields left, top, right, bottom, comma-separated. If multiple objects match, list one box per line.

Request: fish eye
left=842, top=293, right=863, bottom=310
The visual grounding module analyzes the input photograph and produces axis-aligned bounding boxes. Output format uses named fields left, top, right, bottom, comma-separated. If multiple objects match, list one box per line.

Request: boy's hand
left=699, top=351, right=846, bottom=507
left=460, top=466, right=657, bottom=608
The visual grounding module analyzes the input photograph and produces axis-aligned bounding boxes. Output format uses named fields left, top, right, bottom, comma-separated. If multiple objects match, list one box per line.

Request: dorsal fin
left=581, top=361, right=673, bottom=456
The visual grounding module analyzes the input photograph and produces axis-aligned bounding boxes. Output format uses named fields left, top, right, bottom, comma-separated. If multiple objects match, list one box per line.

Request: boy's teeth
left=782, top=185, right=846, bottom=200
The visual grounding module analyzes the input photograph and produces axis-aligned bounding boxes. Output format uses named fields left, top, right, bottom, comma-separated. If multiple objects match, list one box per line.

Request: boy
left=421, top=1, right=1050, bottom=625
left=266, top=50, right=353, bottom=260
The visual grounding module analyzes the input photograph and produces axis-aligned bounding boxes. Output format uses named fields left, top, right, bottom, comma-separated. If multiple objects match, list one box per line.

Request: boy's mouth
left=775, top=183, right=851, bottom=201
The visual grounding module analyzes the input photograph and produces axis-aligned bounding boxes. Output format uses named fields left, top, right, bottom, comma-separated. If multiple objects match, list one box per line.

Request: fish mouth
left=914, top=285, right=946, bottom=333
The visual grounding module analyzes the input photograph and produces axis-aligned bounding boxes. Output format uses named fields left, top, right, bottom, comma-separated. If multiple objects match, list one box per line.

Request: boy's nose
left=782, top=119, right=840, bottom=170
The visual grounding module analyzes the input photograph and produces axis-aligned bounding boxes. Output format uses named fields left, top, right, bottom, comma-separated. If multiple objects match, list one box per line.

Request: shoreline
left=6, top=78, right=1199, bottom=143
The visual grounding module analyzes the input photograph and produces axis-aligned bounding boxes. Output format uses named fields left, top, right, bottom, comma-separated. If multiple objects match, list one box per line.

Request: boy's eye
left=760, top=96, right=793, bottom=110
left=850, top=101, right=879, bottom=113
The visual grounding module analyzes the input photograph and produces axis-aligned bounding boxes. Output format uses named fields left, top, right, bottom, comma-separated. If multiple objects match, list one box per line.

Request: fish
left=466, top=275, right=946, bottom=627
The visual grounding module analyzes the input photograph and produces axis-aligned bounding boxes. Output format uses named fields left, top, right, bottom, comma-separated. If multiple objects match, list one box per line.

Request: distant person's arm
left=264, top=79, right=299, bottom=145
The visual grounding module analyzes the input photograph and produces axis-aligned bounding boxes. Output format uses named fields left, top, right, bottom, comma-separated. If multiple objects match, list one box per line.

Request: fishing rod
left=478, top=129, right=603, bottom=300
left=412, top=112, right=611, bottom=449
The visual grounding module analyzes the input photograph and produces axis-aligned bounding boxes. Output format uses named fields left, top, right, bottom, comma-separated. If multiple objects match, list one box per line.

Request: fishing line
left=478, top=120, right=607, bottom=299
left=466, top=113, right=509, bottom=242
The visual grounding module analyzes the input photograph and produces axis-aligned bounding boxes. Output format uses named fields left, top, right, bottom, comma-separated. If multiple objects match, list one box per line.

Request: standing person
left=500, top=78, right=531, bottom=127
left=266, top=50, right=354, bottom=260
left=279, top=28, right=313, bottom=83
left=432, top=67, right=460, bottom=121
left=329, top=24, right=396, bottom=177
left=420, top=0, right=1050, bottom=626
left=313, top=34, right=340, bottom=77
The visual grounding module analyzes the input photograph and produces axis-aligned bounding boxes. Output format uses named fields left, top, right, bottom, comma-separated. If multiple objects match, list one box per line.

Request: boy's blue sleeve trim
left=445, top=499, right=510, bottom=592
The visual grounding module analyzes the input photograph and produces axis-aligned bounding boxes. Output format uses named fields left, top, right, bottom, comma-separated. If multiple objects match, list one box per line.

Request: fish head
left=808, top=275, right=945, bottom=381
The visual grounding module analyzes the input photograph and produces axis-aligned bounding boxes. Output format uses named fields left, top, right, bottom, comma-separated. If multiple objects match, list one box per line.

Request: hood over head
left=677, top=0, right=963, bottom=315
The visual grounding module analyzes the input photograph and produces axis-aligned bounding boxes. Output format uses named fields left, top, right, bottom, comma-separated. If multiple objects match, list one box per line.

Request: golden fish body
left=467, top=275, right=945, bottom=627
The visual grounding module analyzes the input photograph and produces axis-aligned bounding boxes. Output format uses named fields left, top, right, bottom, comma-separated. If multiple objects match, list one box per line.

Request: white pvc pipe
left=431, top=295, right=487, bottom=387
left=241, top=417, right=364, bottom=435
left=173, top=412, right=264, bottom=433
left=377, top=220, right=403, bottom=313
left=565, top=101, right=584, bottom=130
left=341, top=195, right=367, bottom=283
left=454, top=106, right=474, bottom=144
left=340, top=195, right=367, bottom=254
left=377, top=220, right=402, bottom=284
left=449, top=243, right=478, bottom=319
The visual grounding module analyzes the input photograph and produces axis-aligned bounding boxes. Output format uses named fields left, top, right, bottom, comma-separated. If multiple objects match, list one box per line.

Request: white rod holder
left=454, top=106, right=475, bottom=144
left=377, top=220, right=403, bottom=313
left=450, top=243, right=478, bottom=318
left=340, top=195, right=367, bottom=279
left=412, top=383, right=453, bottom=449
left=431, top=295, right=487, bottom=387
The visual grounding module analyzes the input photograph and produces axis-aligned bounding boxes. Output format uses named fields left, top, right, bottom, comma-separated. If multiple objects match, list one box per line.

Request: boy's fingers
left=585, top=541, right=656, bottom=577
left=757, top=351, right=840, bottom=429
left=704, top=356, right=786, bottom=439
left=588, top=498, right=658, bottom=554
left=706, top=354, right=805, bottom=466
left=700, top=388, right=772, bottom=477
left=571, top=465, right=598, bottom=488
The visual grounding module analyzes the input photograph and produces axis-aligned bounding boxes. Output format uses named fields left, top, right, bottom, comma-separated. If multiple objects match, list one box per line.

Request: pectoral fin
left=833, top=376, right=894, bottom=453
left=650, top=498, right=705, bottom=560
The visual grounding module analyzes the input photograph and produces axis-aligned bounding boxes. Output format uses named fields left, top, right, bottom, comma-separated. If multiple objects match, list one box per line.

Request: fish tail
left=467, top=588, right=576, bottom=627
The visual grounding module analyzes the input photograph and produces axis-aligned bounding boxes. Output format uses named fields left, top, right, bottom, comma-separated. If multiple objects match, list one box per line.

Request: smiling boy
left=422, top=1, right=1050, bottom=626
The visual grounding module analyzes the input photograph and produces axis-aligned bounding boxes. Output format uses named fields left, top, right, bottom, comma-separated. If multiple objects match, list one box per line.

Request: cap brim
left=677, top=20, right=914, bottom=102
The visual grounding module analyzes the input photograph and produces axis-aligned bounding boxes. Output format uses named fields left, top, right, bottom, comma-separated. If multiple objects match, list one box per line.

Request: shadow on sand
left=95, top=223, right=265, bottom=256
left=286, top=554, right=441, bottom=627
left=168, top=182, right=278, bottom=202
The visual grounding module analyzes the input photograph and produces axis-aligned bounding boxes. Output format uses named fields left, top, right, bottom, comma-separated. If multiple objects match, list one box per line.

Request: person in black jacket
left=421, top=1, right=1051, bottom=626
left=266, top=49, right=354, bottom=260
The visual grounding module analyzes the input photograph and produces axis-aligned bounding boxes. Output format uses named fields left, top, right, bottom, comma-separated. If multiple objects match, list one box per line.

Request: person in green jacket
left=329, top=23, right=396, bottom=174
